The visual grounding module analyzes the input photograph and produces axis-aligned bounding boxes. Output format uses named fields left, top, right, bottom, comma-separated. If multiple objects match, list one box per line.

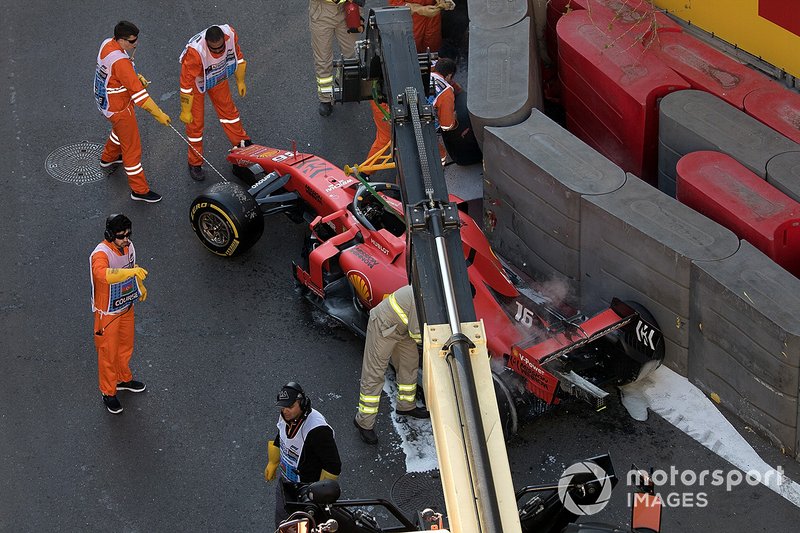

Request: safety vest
left=179, top=24, right=238, bottom=93
left=276, top=409, right=332, bottom=483
left=427, top=71, right=453, bottom=131
left=389, top=289, right=422, bottom=343
left=94, top=39, right=130, bottom=117
left=89, top=241, right=140, bottom=314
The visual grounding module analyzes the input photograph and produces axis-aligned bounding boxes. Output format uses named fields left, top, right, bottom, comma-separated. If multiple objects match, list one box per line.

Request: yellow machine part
left=654, top=0, right=800, bottom=78
left=423, top=321, right=522, bottom=533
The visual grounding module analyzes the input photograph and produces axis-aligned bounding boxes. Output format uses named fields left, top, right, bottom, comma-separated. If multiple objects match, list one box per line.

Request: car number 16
left=514, top=301, right=536, bottom=328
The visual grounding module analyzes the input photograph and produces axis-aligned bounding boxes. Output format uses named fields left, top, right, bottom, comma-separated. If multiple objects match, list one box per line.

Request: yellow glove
left=319, top=469, right=338, bottom=481
left=137, top=73, right=150, bottom=88
left=234, top=61, right=247, bottom=97
left=264, top=441, right=280, bottom=481
left=136, top=277, right=148, bottom=302
left=179, top=93, right=194, bottom=124
left=106, top=267, right=148, bottom=284
left=141, top=97, right=171, bottom=126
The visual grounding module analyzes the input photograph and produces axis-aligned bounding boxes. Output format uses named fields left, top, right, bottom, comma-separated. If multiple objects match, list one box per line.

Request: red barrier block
left=744, top=86, right=800, bottom=144
left=557, top=10, right=689, bottom=183
left=677, top=151, right=800, bottom=277
left=653, top=32, right=769, bottom=109
left=546, top=0, right=680, bottom=65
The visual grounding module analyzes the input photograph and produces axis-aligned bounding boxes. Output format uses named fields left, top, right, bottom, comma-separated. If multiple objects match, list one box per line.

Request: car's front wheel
left=190, top=182, right=263, bottom=257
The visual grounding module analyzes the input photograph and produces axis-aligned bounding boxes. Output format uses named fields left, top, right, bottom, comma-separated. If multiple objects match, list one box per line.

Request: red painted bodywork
left=228, top=144, right=633, bottom=405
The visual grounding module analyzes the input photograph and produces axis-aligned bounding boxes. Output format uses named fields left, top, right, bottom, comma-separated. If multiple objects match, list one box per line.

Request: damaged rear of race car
left=189, top=143, right=664, bottom=436
left=493, top=291, right=664, bottom=436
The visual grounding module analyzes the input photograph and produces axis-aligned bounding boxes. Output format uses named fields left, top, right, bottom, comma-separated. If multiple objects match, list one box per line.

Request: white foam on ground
left=383, top=371, right=439, bottom=473
left=620, top=365, right=800, bottom=507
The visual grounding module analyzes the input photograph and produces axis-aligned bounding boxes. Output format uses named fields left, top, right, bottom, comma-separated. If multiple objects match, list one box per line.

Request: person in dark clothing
left=265, top=382, right=342, bottom=527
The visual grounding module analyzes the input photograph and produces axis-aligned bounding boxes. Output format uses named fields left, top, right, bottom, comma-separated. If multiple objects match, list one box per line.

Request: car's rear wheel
left=492, top=366, right=551, bottom=440
left=492, top=368, right=519, bottom=439
left=616, top=301, right=665, bottom=384
left=190, top=182, right=263, bottom=257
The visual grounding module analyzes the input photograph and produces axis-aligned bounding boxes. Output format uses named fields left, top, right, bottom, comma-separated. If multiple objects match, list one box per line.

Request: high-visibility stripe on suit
left=94, top=38, right=152, bottom=195
left=309, top=0, right=359, bottom=103
left=179, top=24, right=249, bottom=166
left=90, top=241, right=138, bottom=396
left=356, top=285, right=421, bottom=430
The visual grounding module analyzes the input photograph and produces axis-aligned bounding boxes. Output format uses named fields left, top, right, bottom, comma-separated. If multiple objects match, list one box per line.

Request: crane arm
left=333, top=8, right=522, bottom=532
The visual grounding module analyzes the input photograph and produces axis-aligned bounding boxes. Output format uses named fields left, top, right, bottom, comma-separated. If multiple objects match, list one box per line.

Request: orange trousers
left=389, top=0, right=441, bottom=52
left=368, top=101, right=446, bottom=164
left=411, top=11, right=442, bottom=53
left=186, top=80, right=249, bottom=166
left=101, top=106, right=151, bottom=194
left=367, top=101, right=391, bottom=161
left=94, top=306, right=135, bottom=396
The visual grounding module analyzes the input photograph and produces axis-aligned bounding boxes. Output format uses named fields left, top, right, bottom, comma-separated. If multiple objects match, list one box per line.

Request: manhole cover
left=390, top=470, right=446, bottom=516
left=45, top=141, right=108, bottom=185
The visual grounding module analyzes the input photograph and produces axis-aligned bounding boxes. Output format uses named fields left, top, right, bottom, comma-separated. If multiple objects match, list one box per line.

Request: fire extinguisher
left=344, top=1, right=364, bottom=34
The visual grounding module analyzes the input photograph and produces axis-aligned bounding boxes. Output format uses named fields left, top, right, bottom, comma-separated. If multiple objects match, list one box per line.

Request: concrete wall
left=580, top=175, right=739, bottom=374
left=482, top=110, right=625, bottom=295
left=467, top=17, right=542, bottom=146
left=690, top=241, right=800, bottom=459
left=473, top=11, right=800, bottom=459
left=658, top=89, right=799, bottom=197
left=766, top=151, right=800, bottom=203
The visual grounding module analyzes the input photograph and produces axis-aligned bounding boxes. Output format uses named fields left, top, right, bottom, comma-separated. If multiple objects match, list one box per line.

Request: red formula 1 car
left=189, top=144, right=665, bottom=434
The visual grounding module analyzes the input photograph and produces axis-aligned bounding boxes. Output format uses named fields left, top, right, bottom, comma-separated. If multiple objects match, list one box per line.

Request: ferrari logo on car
left=347, top=271, right=372, bottom=304
left=255, top=148, right=280, bottom=159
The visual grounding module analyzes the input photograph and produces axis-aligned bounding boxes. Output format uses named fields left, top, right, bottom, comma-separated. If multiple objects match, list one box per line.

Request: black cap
left=276, top=384, right=301, bottom=407
left=107, top=213, right=132, bottom=233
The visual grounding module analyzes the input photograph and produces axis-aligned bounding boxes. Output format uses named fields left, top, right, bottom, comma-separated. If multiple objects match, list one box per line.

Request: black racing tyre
left=189, top=181, right=263, bottom=257
left=492, top=368, right=519, bottom=440
left=616, top=301, right=665, bottom=384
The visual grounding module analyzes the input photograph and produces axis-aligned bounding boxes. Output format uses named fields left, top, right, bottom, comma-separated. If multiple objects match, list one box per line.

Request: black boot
left=396, top=406, right=430, bottom=419
left=318, top=102, right=333, bottom=117
left=354, top=417, right=378, bottom=445
left=189, top=164, right=206, bottom=182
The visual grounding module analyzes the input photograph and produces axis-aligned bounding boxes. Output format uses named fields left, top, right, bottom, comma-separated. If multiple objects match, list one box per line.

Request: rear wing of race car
left=514, top=298, right=663, bottom=409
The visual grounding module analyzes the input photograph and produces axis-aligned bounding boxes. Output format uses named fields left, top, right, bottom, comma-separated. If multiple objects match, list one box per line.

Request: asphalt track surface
left=1, top=2, right=799, bottom=532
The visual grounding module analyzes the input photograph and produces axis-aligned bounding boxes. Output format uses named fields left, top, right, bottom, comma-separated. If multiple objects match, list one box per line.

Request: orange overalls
left=90, top=242, right=137, bottom=396
left=367, top=101, right=391, bottom=162
left=179, top=25, right=250, bottom=166
left=96, top=39, right=153, bottom=195
left=429, top=71, right=456, bottom=162
left=389, top=0, right=442, bottom=53
left=367, top=72, right=455, bottom=164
